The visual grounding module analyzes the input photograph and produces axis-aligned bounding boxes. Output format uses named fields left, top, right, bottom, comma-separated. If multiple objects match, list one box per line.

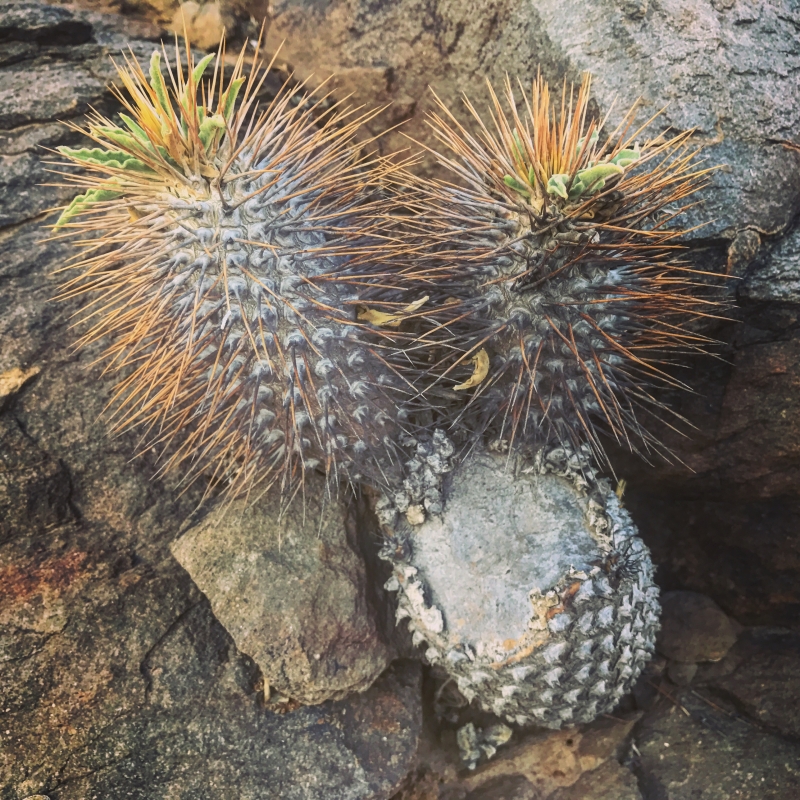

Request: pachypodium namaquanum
left=372, top=74, right=720, bottom=736
left=393, top=74, right=720, bottom=466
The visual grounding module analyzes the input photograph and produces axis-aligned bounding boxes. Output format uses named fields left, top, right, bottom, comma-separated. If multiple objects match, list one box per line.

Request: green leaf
left=119, top=157, right=156, bottom=173
left=199, top=114, right=226, bottom=149
left=222, top=78, right=246, bottom=122
left=149, top=51, right=171, bottom=113
left=119, top=113, right=150, bottom=144
left=528, top=165, right=537, bottom=186
left=546, top=173, right=570, bottom=199
left=575, top=162, right=624, bottom=194
left=568, top=178, right=587, bottom=199
left=576, top=130, right=599, bottom=155
left=155, top=145, right=181, bottom=171
left=58, top=145, right=154, bottom=174
left=58, top=146, right=130, bottom=165
left=97, top=126, right=141, bottom=153
left=191, top=53, right=216, bottom=88
left=503, top=174, right=530, bottom=199
left=610, top=148, right=640, bottom=168
left=55, top=187, right=122, bottom=228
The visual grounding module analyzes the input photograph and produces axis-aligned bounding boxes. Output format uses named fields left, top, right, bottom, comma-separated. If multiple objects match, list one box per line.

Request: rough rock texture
left=632, top=687, right=800, bottom=799
left=656, top=590, right=738, bottom=664
left=548, top=760, right=642, bottom=800
left=742, top=227, right=800, bottom=304
left=694, top=627, right=800, bottom=739
left=393, top=714, right=642, bottom=800
left=264, top=0, right=800, bottom=239
left=171, top=480, right=393, bottom=705
left=0, top=5, right=420, bottom=799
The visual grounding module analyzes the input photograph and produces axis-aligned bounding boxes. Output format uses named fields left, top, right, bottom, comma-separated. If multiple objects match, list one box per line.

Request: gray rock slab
left=696, top=627, right=800, bottom=740
left=171, top=481, right=393, bottom=705
left=549, top=759, right=642, bottom=800
left=741, top=227, right=800, bottom=304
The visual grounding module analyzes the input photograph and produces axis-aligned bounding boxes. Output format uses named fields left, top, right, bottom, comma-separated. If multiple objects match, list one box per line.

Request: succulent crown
left=55, top=40, right=255, bottom=227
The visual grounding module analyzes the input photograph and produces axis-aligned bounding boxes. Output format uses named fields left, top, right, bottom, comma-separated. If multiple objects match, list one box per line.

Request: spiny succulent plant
left=378, top=443, right=659, bottom=730
left=372, top=75, right=725, bottom=732
left=51, top=37, right=423, bottom=501
left=398, top=74, right=721, bottom=464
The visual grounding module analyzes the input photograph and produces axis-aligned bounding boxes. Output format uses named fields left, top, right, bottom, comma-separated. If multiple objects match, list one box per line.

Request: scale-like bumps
left=379, top=445, right=660, bottom=729
left=401, top=75, right=721, bottom=462
left=52, top=40, right=415, bottom=499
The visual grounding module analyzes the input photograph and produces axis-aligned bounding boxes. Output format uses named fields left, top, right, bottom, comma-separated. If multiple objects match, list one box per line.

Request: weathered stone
left=392, top=713, right=643, bottom=798
left=698, top=627, right=800, bottom=740
left=549, top=759, right=642, bottom=800
left=463, top=775, right=539, bottom=799
left=657, top=591, right=738, bottom=664
left=171, top=480, right=393, bottom=705
left=666, top=662, right=698, bottom=686
left=633, top=687, right=800, bottom=799
left=742, top=227, right=800, bottom=304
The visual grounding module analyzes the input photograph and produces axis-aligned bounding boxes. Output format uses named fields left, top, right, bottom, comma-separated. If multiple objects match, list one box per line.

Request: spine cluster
left=52, top=40, right=421, bottom=500
left=394, top=76, right=719, bottom=465
left=52, top=41, right=718, bottom=501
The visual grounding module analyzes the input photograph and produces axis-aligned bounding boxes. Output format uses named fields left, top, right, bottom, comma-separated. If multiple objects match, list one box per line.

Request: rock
left=657, top=591, right=738, bottom=664
left=266, top=0, right=800, bottom=240
left=0, top=5, right=421, bottom=799
left=666, top=662, right=698, bottom=687
left=463, top=775, right=539, bottom=799
left=0, top=366, right=40, bottom=410
left=742, top=227, right=800, bottom=304
left=170, top=479, right=393, bottom=706
left=727, top=228, right=762, bottom=279
left=549, top=759, right=642, bottom=800
left=697, top=627, right=800, bottom=740
left=633, top=687, right=800, bottom=800
left=170, top=1, right=226, bottom=49
left=417, top=714, right=641, bottom=799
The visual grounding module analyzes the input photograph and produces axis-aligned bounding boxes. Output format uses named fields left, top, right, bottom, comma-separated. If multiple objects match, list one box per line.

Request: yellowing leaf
left=357, top=295, right=429, bottom=328
left=454, top=348, right=490, bottom=391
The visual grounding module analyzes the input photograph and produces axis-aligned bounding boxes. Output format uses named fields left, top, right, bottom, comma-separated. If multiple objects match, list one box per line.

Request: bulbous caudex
left=377, top=444, right=659, bottom=729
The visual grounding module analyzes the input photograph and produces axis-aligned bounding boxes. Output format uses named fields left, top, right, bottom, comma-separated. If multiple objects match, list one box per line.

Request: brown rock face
left=171, top=477, right=393, bottom=705
left=656, top=591, right=738, bottom=664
